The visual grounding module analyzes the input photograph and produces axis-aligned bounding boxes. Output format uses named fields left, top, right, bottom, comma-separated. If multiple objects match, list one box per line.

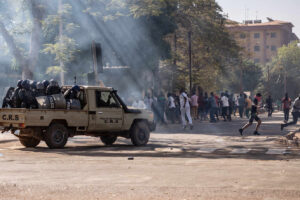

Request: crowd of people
left=2, top=79, right=81, bottom=109
left=131, top=89, right=300, bottom=134
left=132, top=89, right=257, bottom=129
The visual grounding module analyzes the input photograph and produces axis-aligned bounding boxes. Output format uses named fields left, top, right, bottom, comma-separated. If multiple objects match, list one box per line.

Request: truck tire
left=100, top=135, right=117, bottom=145
left=130, top=121, right=150, bottom=146
left=19, top=137, right=40, bottom=148
left=45, top=123, right=68, bottom=149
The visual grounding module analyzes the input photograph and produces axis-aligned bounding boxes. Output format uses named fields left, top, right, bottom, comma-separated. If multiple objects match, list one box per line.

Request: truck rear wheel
left=45, top=123, right=68, bottom=149
left=19, top=137, right=40, bottom=148
left=131, top=121, right=150, bottom=146
left=100, top=135, right=117, bottom=145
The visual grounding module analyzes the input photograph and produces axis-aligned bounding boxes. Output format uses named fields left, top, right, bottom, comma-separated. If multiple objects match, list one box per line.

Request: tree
left=261, top=41, right=300, bottom=99
left=0, top=0, right=45, bottom=79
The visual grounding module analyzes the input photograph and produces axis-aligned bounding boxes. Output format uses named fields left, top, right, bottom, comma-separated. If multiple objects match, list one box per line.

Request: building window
left=240, top=33, right=246, bottom=39
left=254, top=59, right=260, bottom=63
left=254, top=46, right=260, bottom=51
left=271, top=32, right=276, bottom=38
left=271, top=45, right=277, bottom=51
left=254, top=33, right=260, bottom=38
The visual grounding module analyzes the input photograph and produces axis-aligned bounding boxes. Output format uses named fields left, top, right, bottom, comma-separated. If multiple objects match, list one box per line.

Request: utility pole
left=92, top=40, right=99, bottom=86
left=188, top=31, right=192, bottom=94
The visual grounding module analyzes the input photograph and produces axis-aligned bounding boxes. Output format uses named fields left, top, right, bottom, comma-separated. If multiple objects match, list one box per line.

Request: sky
left=217, top=0, right=300, bottom=37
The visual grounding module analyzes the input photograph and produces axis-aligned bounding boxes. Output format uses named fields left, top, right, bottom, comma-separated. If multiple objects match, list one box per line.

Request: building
left=226, top=18, right=299, bottom=65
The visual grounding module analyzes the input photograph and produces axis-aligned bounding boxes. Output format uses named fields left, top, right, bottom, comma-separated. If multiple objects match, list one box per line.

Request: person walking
left=209, top=92, right=218, bottom=123
left=191, top=92, right=198, bottom=120
left=238, top=93, right=245, bottom=118
left=239, top=93, right=262, bottom=136
left=179, top=88, right=193, bottom=129
left=281, top=94, right=300, bottom=130
left=198, top=92, right=205, bottom=121
left=266, top=95, right=273, bottom=117
left=245, top=95, right=252, bottom=118
left=221, top=93, right=230, bottom=121
left=167, top=93, right=176, bottom=124
left=282, top=93, right=292, bottom=123
left=157, top=92, right=167, bottom=125
left=234, top=95, right=239, bottom=116
left=204, top=92, right=209, bottom=120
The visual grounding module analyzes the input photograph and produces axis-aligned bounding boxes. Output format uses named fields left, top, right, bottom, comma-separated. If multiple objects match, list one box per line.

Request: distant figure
left=190, top=92, right=198, bottom=120
left=282, top=93, right=292, bottom=122
left=266, top=95, right=273, bottom=117
left=167, top=93, right=176, bottom=124
left=208, top=92, right=218, bottom=123
left=221, top=92, right=230, bottom=121
left=157, top=92, right=167, bottom=125
left=180, top=88, right=193, bottom=129
left=197, top=92, right=205, bottom=121
left=281, top=94, right=300, bottom=130
left=239, top=93, right=262, bottom=136
left=238, top=93, right=245, bottom=118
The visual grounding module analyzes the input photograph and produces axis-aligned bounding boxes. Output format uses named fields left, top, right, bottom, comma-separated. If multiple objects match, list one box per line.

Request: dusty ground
left=0, top=112, right=299, bottom=200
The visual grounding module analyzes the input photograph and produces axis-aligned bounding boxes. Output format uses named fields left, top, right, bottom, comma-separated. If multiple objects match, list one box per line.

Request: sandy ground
left=0, top=112, right=299, bottom=200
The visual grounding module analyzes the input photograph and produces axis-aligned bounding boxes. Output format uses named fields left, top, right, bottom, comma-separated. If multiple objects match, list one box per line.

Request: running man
left=239, top=93, right=262, bottom=136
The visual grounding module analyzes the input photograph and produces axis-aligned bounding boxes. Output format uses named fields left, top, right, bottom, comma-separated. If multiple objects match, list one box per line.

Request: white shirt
left=221, top=96, right=229, bottom=107
left=168, top=96, right=175, bottom=108
left=180, top=92, right=190, bottom=108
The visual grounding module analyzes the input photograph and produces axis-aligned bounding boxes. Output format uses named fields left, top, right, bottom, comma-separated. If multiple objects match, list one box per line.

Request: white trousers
left=181, top=107, right=193, bottom=126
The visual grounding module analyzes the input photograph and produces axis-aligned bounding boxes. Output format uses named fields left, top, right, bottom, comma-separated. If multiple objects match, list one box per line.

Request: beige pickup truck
left=0, top=86, right=155, bottom=149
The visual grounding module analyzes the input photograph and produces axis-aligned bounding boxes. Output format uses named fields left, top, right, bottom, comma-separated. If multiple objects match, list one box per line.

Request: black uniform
left=249, top=98, right=260, bottom=123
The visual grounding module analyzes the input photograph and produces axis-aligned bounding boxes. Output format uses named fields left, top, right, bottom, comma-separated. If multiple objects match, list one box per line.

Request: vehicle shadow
left=18, top=139, right=300, bottom=161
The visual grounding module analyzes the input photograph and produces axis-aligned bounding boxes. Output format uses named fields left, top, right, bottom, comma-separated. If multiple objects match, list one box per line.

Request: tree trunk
left=28, top=0, right=44, bottom=80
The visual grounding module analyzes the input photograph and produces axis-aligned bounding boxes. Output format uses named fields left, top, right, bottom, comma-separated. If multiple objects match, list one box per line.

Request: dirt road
left=0, top=112, right=299, bottom=200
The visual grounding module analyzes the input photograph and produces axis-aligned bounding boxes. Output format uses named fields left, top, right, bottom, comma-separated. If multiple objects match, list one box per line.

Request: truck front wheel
left=45, top=123, right=68, bottom=149
left=130, top=121, right=150, bottom=146
left=19, top=137, right=40, bottom=148
left=100, top=135, right=117, bottom=145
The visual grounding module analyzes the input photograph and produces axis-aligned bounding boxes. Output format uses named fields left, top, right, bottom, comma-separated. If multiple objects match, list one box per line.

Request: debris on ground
left=279, top=130, right=300, bottom=147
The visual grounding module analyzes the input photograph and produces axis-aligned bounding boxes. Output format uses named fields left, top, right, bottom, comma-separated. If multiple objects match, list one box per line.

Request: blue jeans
left=210, top=107, right=217, bottom=122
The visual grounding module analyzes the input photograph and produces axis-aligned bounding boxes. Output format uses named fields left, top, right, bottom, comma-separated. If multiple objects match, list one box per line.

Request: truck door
left=88, top=90, right=123, bottom=131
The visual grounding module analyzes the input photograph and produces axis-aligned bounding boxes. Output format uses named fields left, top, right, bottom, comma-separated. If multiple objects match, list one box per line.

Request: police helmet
left=72, top=85, right=80, bottom=92
left=42, top=80, right=50, bottom=88
left=30, top=81, right=37, bottom=90
left=36, top=82, right=44, bottom=90
left=49, top=79, right=59, bottom=87
left=17, top=80, right=23, bottom=88
left=21, top=80, right=30, bottom=90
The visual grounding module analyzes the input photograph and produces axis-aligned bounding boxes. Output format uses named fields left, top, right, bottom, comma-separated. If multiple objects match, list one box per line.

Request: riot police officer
left=35, top=82, right=46, bottom=97
left=10, top=80, right=23, bottom=108
left=19, top=80, right=38, bottom=109
left=46, top=79, right=61, bottom=95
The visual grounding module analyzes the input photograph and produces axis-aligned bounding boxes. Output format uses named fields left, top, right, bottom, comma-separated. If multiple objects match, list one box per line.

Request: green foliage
left=261, top=41, right=300, bottom=99
left=46, top=66, right=65, bottom=75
